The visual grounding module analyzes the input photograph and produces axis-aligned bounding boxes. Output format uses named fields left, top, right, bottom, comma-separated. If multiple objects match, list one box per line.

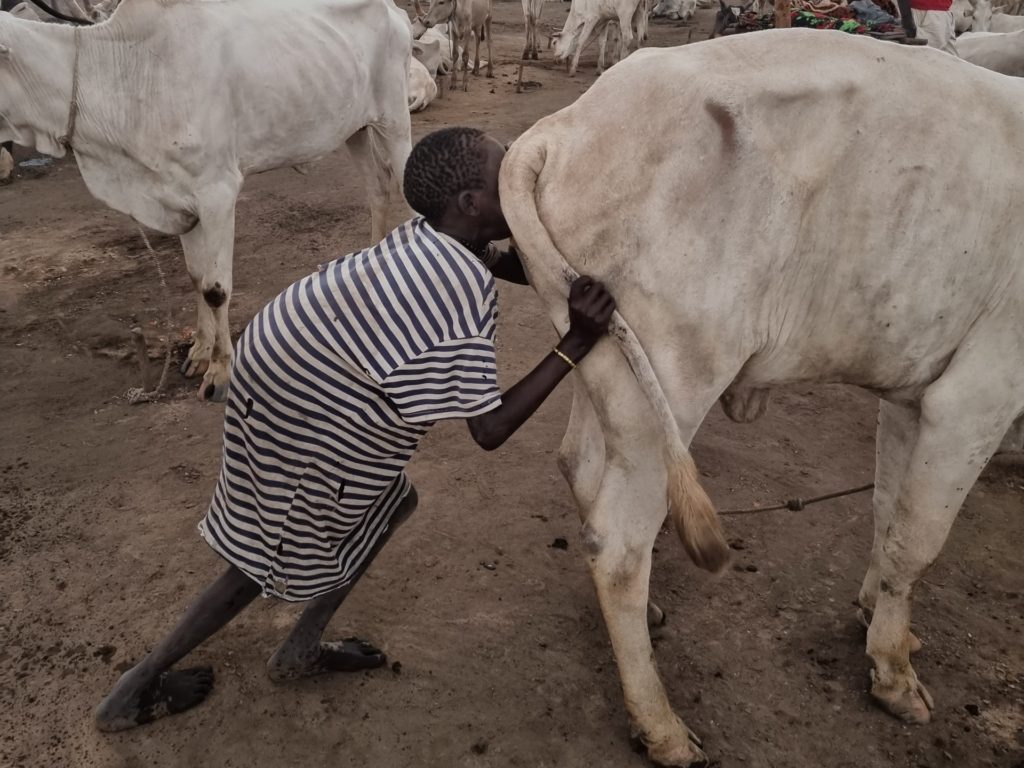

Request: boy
left=95, top=127, right=616, bottom=730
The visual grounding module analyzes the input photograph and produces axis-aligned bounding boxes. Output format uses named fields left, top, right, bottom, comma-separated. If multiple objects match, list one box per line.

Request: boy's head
left=403, top=127, right=511, bottom=243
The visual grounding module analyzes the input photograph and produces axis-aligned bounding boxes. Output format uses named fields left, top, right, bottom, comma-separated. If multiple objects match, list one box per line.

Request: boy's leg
left=95, top=563, right=262, bottom=731
left=267, top=485, right=419, bottom=681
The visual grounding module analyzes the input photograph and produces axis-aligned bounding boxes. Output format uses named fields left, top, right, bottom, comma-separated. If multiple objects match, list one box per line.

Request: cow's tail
left=499, top=135, right=731, bottom=574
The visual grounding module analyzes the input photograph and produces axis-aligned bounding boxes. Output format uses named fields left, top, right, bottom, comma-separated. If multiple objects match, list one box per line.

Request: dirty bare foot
left=95, top=666, right=214, bottom=732
left=266, top=637, right=386, bottom=682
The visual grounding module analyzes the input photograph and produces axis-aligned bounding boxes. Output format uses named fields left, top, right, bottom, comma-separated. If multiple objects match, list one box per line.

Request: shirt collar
left=419, top=217, right=489, bottom=263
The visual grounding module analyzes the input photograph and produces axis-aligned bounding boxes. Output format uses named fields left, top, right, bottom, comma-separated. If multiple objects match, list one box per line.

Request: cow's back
left=507, top=29, right=1024, bottom=392
left=87, top=0, right=411, bottom=173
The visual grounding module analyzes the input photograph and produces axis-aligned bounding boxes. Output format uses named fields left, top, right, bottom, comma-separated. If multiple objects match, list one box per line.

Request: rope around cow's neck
left=58, top=26, right=81, bottom=152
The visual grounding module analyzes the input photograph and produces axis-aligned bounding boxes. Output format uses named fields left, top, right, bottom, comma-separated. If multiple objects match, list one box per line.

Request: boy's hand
left=566, top=276, right=616, bottom=349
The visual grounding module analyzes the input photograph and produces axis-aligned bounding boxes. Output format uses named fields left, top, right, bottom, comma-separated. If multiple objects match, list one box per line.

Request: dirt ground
left=1, top=4, right=1022, bottom=767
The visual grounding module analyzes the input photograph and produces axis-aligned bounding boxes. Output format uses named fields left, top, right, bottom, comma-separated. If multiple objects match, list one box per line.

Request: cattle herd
left=1, top=1, right=1022, bottom=766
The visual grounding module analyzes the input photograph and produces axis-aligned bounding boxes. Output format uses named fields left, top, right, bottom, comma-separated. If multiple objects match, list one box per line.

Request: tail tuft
left=667, top=445, right=731, bottom=573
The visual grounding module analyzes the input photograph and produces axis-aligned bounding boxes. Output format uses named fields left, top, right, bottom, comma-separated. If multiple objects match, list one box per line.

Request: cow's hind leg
left=866, top=324, right=1023, bottom=723
left=857, top=401, right=924, bottom=654
left=559, top=382, right=667, bottom=631
left=180, top=183, right=241, bottom=402
left=583, top=456, right=707, bottom=767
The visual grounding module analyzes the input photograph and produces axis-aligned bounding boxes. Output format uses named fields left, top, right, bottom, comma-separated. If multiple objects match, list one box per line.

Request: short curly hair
left=403, top=127, right=489, bottom=221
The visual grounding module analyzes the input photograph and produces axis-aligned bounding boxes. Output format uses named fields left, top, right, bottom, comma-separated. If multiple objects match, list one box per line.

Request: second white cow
left=0, top=0, right=413, bottom=401
left=500, top=30, right=1024, bottom=767
left=554, top=0, right=647, bottom=75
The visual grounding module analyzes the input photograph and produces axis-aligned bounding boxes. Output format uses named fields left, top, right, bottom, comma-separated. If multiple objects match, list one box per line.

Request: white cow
left=952, top=0, right=975, bottom=32
left=554, top=0, right=647, bottom=75
left=418, top=22, right=453, bottom=74
left=959, top=28, right=1024, bottom=74
left=500, top=30, right=1024, bottom=767
left=407, top=54, right=439, bottom=111
left=0, top=0, right=412, bottom=401
left=651, top=0, right=696, bottom=22
left=972, top=0, right=1024, bottom=30
left=522, top=0, right=547, bottom=59
left=412, top=0, right=493, bottom=90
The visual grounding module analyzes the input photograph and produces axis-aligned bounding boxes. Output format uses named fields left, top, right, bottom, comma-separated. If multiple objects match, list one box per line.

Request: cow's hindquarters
left=559, top=368, right=710, bottom=767
left=500, top=130, right=730, bottom=574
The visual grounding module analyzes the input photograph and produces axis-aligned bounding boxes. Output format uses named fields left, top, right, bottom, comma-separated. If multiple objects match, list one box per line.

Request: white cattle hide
left=0, top=0, right=413, bottom=401
left=500, top=30, right=1024, bottom=766
left=959, top=28, right=1024, bottom=74
left=412, top=0, right=493, bottom=90
left=407, top=54, right=438, bottom=110
left=554, top=0, right=647, bottom=75
left=418, top=22, right=453, bottom=74
left=412, top=35, right=443, bottom=76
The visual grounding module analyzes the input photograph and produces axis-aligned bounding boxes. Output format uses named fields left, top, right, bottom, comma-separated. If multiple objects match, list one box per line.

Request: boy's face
left=456, top=137, right=512, bottom=242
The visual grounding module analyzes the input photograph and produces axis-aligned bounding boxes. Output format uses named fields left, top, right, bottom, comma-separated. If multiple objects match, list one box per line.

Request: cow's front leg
left=584, top=461, right=707, bottom=768
left=180, top=184, right=240, bottom=402
left=857, top=401, right=923, bottom=654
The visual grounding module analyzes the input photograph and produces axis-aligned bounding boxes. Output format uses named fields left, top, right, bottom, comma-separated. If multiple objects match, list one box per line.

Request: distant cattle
left=412, top=0, right=493, bottom=89
left=554, top=0, right=648, bottom=75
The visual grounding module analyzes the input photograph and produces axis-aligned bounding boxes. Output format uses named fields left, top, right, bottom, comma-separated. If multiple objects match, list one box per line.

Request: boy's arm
left=466, top=276, right=615, bottom=451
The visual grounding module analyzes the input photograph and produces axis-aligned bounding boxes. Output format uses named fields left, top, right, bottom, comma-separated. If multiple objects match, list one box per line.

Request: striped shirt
left=198, top=218, right=502, bottom=601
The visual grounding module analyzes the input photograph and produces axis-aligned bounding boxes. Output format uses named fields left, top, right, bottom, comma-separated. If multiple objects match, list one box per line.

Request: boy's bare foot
left=95, top=666, right=214, bottom=732
left=266, top=637, right=385, bottom=682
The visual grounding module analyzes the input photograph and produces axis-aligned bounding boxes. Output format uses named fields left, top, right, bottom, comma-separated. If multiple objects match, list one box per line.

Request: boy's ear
left=456, top=190, right=479, bottom=216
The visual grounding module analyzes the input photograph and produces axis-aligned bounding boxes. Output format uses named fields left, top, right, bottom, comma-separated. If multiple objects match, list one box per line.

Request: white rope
left=125, top=225, right=173, bottom=405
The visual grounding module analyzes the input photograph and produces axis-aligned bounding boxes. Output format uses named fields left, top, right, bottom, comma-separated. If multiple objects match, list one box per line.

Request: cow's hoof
left=0, top=176, right=13, bottom=187
left=181, top=341, right=213, bottom=378
left=645, top=736, right=709, bottom=768
left=870, top=670, right=934, bottom=724
left=630, top=721, right=707, bottom=767
left=199, top=380, right=229, bottom=403
left=198, top=366, right=230, bottom=403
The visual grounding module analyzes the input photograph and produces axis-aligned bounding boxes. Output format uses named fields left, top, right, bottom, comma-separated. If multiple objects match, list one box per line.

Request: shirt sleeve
left=380, top=335, right=502, bottom=425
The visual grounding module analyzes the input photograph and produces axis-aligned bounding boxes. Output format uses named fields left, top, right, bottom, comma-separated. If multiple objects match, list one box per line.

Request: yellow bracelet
left=553, top=347, right=577, bottom=369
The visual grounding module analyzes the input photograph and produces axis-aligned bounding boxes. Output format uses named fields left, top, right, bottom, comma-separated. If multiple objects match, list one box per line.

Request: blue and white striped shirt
left=199, top=218, right=502, bottom=600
